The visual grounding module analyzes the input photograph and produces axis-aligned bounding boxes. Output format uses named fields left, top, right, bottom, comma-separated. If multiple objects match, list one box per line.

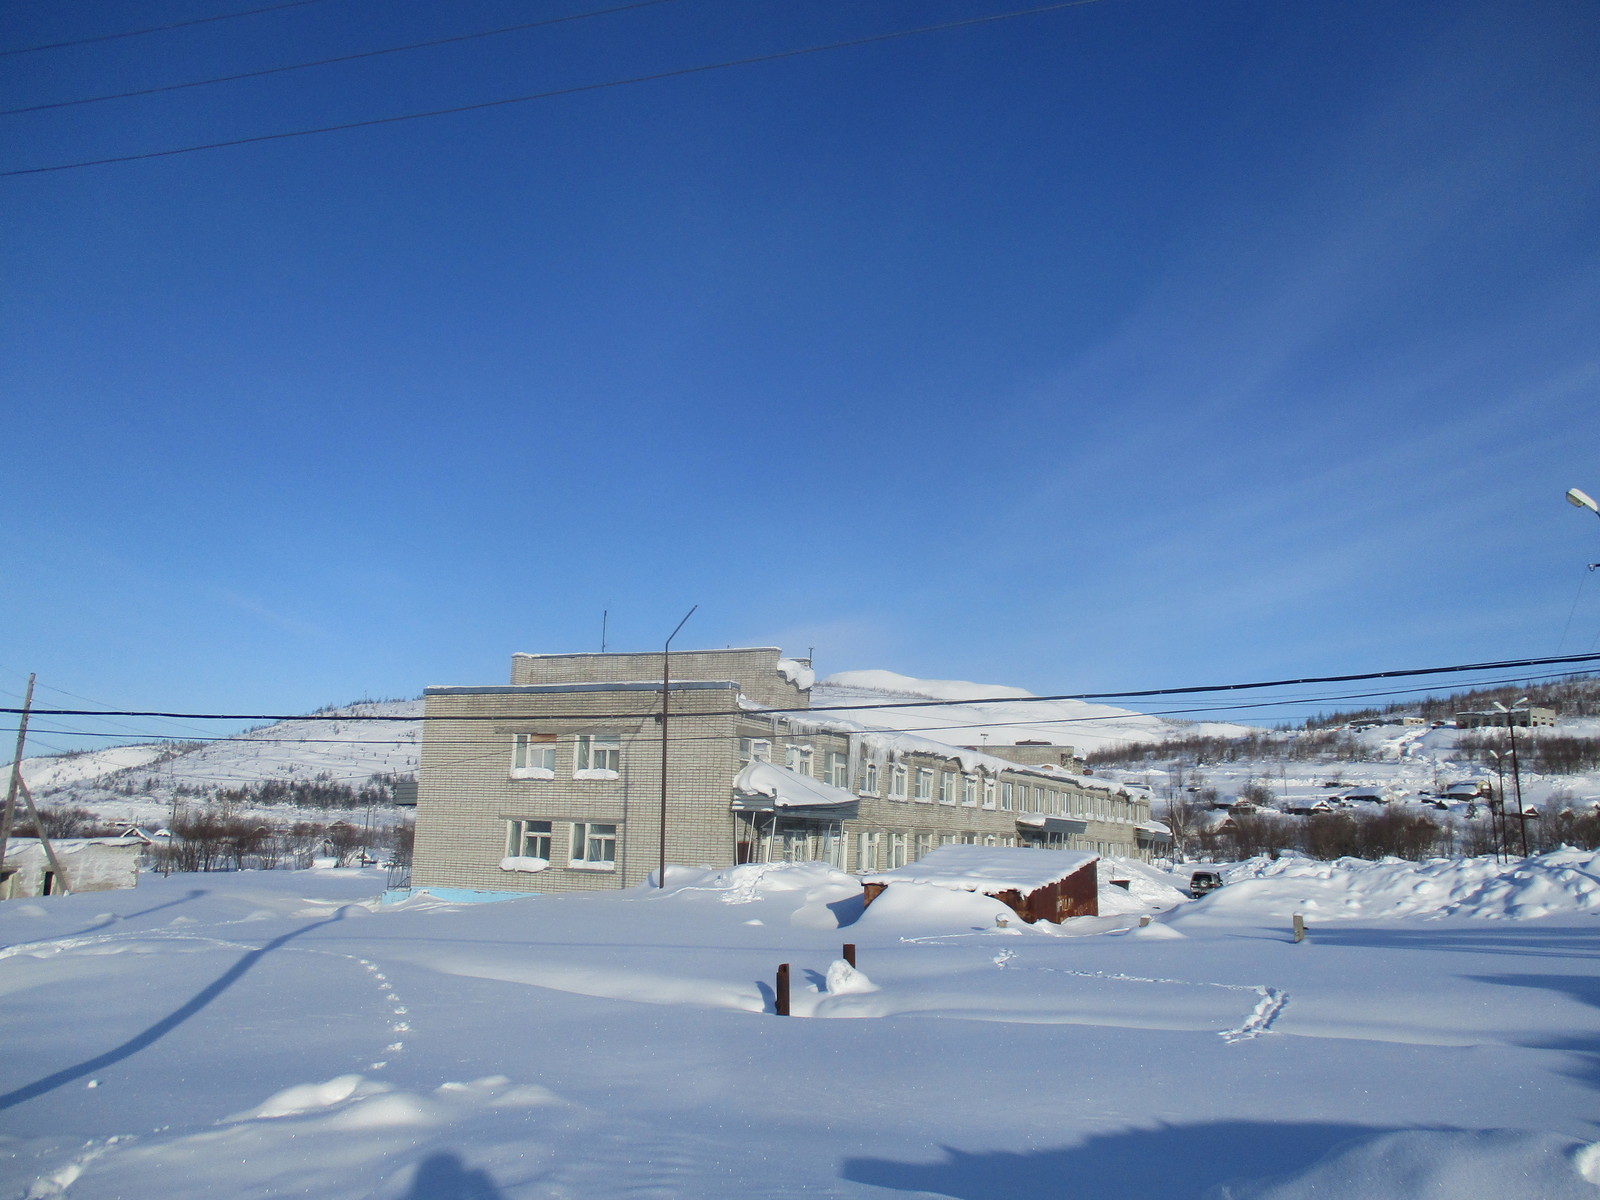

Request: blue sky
left=3, top=0, right=1598, bottom=741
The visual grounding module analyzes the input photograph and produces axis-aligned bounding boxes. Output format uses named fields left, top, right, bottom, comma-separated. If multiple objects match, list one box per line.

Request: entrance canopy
left=731, top=761, right=858, bottom=813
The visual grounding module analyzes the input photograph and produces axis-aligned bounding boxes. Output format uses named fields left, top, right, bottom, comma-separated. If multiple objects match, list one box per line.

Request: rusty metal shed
left=861, top=846, right=1099, bottom=923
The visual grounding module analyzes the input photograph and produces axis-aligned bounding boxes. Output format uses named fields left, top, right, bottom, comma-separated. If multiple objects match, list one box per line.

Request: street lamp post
left=658, top=605, right=697, bottom=888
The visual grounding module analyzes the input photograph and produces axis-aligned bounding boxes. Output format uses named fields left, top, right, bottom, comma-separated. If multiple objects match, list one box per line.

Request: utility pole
left=1495, top=698, right=1531, bottom=857
left=658, top=606, right=697, bottom=888
left=0, top=674, right=37, bottom=897
left=17, top=778, right=71, bottom=895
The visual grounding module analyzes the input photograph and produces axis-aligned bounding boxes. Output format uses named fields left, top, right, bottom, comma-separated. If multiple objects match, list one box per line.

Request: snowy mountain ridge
left=811, top=669, right=1253, bottom=753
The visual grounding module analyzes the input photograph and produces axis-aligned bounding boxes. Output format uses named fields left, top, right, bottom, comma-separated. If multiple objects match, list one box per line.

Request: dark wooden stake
left=842, top=943, right=856, bottom=968
left=775, top=963, right=790, bottom=1016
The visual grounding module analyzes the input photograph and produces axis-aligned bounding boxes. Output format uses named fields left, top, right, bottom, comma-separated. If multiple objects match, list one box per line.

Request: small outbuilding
left=1, top=837, right=143, bottom=899
left=861, top=845, right=1099, bottom=923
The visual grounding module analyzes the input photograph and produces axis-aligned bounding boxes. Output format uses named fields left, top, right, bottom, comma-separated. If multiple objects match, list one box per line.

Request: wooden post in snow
left=775, top=963, right=790, bottom=1016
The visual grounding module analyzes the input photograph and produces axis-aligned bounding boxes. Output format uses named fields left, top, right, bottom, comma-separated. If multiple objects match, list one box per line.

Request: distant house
left=413, top=648, right=1164, bottom=895
left=1, top=837, right=142, bottom=899
left=1455, top=707, right=1556, bottom=729
left=1338, top=788, right=1388, bottom=806
left=861, top=845, right=1099, bottom=922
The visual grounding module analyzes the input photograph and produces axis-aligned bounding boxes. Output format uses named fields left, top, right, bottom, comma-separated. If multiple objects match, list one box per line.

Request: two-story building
left=412, top=647, right=1166, bottom=894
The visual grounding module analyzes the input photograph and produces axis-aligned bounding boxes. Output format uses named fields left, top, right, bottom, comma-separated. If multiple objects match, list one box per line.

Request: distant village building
left=1, top=837, right=143, bottom=899
left=413, top=648, right=1166, bottom=895
left=1454, top=707, right=1556, bottom=730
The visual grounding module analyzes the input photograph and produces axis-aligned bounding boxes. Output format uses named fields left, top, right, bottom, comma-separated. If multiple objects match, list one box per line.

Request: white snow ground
left=3, top=854, right=1599, bottom=1199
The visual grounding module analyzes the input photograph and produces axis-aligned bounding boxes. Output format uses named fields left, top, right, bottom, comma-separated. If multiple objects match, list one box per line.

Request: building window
left=961, top=775, right=977, bottom=806
left=506, top=819, right=552, bottom=860
left=855, top=831, right=879, bottom=873
left=1001, top=781, right=1013, bottom=811
left=938, top=771, right=955, bottom=805
left=888, top=832, right=908, bottom=869
left=569, top=822, right=617, bottom=869
left=913, top=832, right=933, bottom=860
left=983, top=778, right=996, bottom=809
left=914, top=768, right=934, bottom=802
left=890, top=763, right=909, bottom=800
left=827, top=751, right=849, bottom=788
left=739, top=738, right=772, bottom=764
left=860, top=758, right=879, bottom=795
left=785, top=745, right=814, bottom=776
left=575, top=734, right=620, bottom=777
left=511, top=733, right=555, bottom=778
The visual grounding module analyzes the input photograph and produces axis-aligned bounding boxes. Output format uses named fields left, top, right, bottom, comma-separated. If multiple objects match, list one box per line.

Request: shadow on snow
left=842, top=1120, right=1402, bottom=1200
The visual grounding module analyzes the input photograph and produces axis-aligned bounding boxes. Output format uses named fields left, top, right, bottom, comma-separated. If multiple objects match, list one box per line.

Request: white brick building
left=413, top=648, right=1166, bottom=894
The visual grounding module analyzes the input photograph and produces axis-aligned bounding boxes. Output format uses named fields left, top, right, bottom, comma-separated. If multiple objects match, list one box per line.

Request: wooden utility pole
left=17, top=779, right=70, bottom=895
left=0, top=673, right=37, bottom=897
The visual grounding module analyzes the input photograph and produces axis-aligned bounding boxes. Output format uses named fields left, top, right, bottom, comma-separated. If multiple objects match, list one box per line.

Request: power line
left=0, top=0, right=679, bottom=117
left=1, top=0, right=1117, bottom=178
left=0, top=0, right=333, bottom=57
left=6, top=652, right=1597, bottom=725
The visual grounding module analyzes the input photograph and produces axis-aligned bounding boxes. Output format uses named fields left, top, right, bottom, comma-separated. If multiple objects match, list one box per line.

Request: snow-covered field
left=4, top=853, right=1599, bottom=1199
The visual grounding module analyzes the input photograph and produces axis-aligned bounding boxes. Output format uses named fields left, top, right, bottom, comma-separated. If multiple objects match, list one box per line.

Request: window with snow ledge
left=858, top=759, right=879, bottom=796
left=574, top=734, right=620, bottom=776
left=785, top=744, right=813, bottom=776
left=506, top=819, right=552, bottom=861
left=512, top=733, right=555, bottom=774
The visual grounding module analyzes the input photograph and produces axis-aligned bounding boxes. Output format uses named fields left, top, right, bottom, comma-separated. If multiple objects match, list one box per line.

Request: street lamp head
left=1567, top=487, right=1600, bottom=514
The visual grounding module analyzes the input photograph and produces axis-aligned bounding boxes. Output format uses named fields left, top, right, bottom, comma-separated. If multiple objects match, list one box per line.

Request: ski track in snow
left=993, top=952, right=1287, bottom=1042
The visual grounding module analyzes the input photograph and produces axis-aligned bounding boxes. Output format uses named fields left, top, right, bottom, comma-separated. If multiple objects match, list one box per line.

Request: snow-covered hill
left=13, top=700, right=422, bottom=828
left=812, top=669, right=1253, bottom=753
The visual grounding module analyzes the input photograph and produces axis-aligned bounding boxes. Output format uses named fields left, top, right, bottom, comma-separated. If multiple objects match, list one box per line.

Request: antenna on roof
left=600, top=610, right=608, bottom=653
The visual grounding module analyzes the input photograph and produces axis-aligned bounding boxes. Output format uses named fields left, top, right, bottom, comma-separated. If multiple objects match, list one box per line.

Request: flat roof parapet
left=427, top=681, right=739, bottom=696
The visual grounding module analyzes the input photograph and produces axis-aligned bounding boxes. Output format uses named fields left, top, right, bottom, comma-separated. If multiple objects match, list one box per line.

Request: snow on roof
left=4, top=836, right=146, bottom=859
left=732, top=761, right=856, bottom=809
left=863, top=845, right=1098, bottom=893
left=743, top=708, right=1128, bottom=794
left=775, top=658, right=815, bottom=691
left=512, top=646, right=781, bottom=660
